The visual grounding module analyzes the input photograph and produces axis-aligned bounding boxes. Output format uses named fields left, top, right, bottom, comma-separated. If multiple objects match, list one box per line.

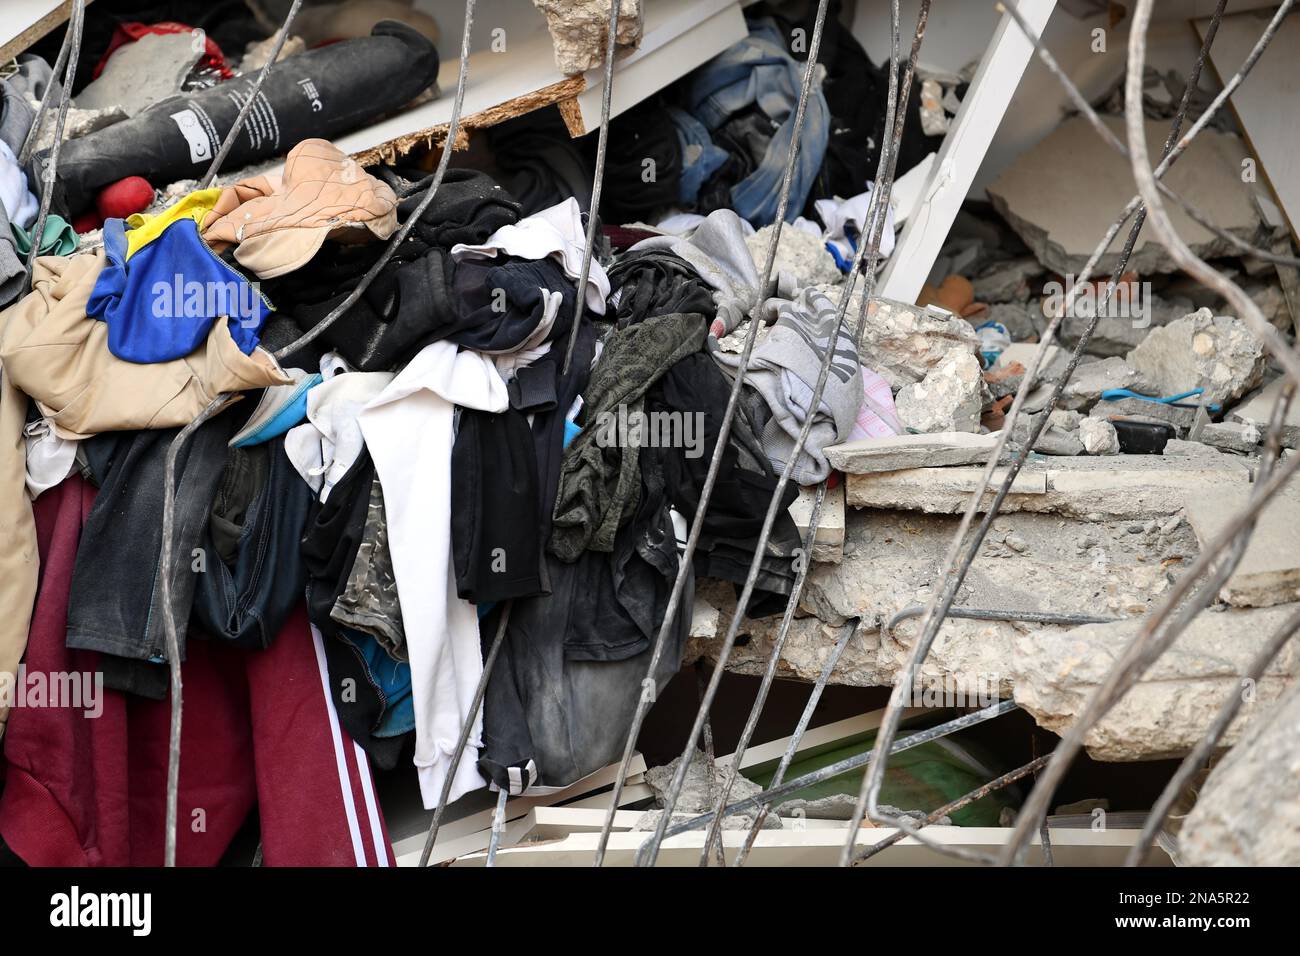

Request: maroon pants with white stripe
left=0, top=474, right=395, bottom=867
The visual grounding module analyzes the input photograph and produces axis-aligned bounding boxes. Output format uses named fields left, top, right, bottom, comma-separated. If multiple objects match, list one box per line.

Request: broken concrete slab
left=1184, top=487, right=1300, bottom=608
left=1230, top=376, right=1300, bottom=449
left=845, top=454, right=1250, bottom=518
left=1010, top=604, right=1300, bottom=761
left=894, top=350, right=984, bottom=434
left=1126, top=308, right=1267, bottom=405
left=788, top=482, right=846, bottom=564
left=987, top=116, right=1263, bottom=277
left=838, top=294, right=980, bottom=389
left=1057, top=292, right=1197, bottom=359
left=75, top=33, right=203, bottom=118
left=1180, top=679, right=1300, bottom=866
left=1058, top=357, right=1153, bottom=411
left=1079, top=417, right=1120, bottom=455
left=689, top=507, right=1198, bottom=690
left=825, top=431, right=1001, bottom=474
left=1196, top=420, right=1260, bottom=455
left=746, top=223, right=842, bottom=289
left=971, top=256, right=1042, bottom=303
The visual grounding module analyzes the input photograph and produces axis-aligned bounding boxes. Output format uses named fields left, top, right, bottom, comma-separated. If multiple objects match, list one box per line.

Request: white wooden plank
left=878, top=0, right=1058, bottom=305
left=452, top=825, right=1174, bottom=867
left=0, top=1, right=96, bottom=64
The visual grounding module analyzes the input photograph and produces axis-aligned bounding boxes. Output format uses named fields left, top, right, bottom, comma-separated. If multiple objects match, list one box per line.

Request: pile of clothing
left=0, top=4, right=924, bottom=869
left=594, top=2, right=942, bottom=233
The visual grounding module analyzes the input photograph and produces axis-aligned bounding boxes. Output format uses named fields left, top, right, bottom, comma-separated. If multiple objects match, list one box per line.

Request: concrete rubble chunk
left=845, top=295, right=980, bottom=389
left=25, top=101, right=127, bottom=153
left=533, top=0, right=644, bottom=75
left=689, top=507, right=1199, bottom=693
left=1058, top=293, right=1196, bottom=359
left=1010, top=604, right=1300, bottom=761
left=746, top=224, right=841, bottom=289
left=894, top=350, right=984, bottom=434
left=1184, top=487, right=1300, bottom=608
left=1180, top=679, right=1300, bottom=866
left=971, top=256, right=1042, bottom=303
left=985, top=301, right=1041, bottom=341
left=1126, top=308, right=1266, bottom=405
left=1195, top=420, right=1259, bottom=455
left=1089, top=397, right=1194, bottom=433
left=1058, top=357, right=1153, bottom=411
left=639, top=751, right=777, bottom=831
left=1013, top=409, right=1084, bottom=456
left=845, top=454, right=1250, bottom=517
left=1078, top=417, right=1120, bottom=455
left=788, top=482, right=846, bottom=564
left=987, top=116, right=1262, bottom=276
left=75, top=33, right=203, bottom=118
left=1230, top=376, right=1300, bottom=449
left=825, top=431, right=1001, bottom=474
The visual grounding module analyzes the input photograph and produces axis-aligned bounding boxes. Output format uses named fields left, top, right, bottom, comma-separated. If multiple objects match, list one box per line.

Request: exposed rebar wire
left=847, top=0, right=1287, bottom=864
left=592, top=0, right=840, bottom=867
left=560, top=0, right=620, bottom=377
left=638, top=699, right=1019, bottom=862
left=850, top=754, right=1050, bottom=865
left=16, top=3, right=74, bottom=165
left=157, top=0, right=482, bottom=867
left=882, top=605, right=1117, bottom=641
left=198, top=0, right=304, bottom=189
left=698, top=482, right=827, bottom=864
left=1121, top=384, right=1297, bottom=868
left=18, top=0, right=83, bottom=296
left=486, top=787, right=510, bottom=866
left=999, top=0, right=1300, bottom=864
left=1126, top=603, right=1300, bottom=867
left=158, top=392, right=238, bottom=866
left=637, top=0, right=928, bottom=868
left=1005, top=403, right=1299, bottom=863
left=695, top=663, right=728, bottom=867
left=725, top=0, right=914, bottom=867
left=418, top=598, right=512, bottom=866
left=734, top=618, right=859, bottom=866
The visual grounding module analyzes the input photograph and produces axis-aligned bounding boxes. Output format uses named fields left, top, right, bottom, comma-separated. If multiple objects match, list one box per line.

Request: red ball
left=96, top=176, right=155, bottom=221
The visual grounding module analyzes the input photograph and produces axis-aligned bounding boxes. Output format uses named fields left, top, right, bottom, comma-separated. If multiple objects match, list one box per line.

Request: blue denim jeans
left=688, top=18, right=830, bottom=225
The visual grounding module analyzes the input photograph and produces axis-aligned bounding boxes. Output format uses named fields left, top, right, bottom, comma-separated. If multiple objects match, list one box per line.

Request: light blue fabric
left=345, top=629, right=414, bottom=738
left=87, top=216, right=273, bottom=364
left=667, top=106, right=728, bottom=205
left=687, top=18, right=830, bottom=226
left=231, top=372, right=323, bottom=448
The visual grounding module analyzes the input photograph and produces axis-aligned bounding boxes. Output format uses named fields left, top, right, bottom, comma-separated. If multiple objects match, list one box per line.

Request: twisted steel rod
left=158, top=0, right=482, bottom=866
left=999, top=0, right=1300, bottom=865
left=847, top=0, right=1296, bottom=865
left=199, top=0, right=304, bottom=189
left=18, top=0, right=83, bottom=296
left=638, top=0, right=928, bottom=869
left=593, top=0, right=840, bottom=867
left=560, top=0, right=620, bottom=377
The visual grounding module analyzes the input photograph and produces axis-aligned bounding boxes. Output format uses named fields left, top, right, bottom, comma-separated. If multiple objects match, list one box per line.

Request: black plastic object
left=1110, top=418, right=1176, bottom=455
left=37, top=21, right=440, bottom=215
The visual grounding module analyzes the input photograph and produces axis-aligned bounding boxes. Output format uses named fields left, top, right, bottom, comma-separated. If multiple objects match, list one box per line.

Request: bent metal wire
left=21, top=0, right=1295, bottom=866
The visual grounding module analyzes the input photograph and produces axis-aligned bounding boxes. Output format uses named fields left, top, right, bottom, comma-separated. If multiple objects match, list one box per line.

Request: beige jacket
left=0, top=251, right=291, bottom=736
